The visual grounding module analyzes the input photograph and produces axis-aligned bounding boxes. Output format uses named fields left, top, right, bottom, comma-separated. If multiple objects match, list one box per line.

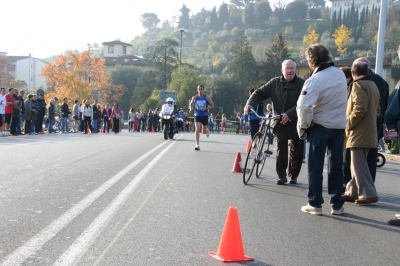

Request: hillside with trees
left=34, top=0, right=400, bottom=116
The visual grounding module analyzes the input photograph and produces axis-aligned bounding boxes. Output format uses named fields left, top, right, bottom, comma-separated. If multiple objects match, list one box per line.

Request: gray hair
left=281, top=60, right=296, bottom=70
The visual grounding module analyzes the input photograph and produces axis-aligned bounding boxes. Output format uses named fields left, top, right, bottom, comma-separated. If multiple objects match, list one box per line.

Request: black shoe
left=276, top=178, right=287, bottom=185
left=264, top=150, right=273, bottom=155
left=289, top=178, right=297, bottom=184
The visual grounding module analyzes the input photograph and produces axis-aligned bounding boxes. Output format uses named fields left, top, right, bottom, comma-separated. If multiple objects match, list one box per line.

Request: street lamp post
left=175, top=28, right=187, bottom=67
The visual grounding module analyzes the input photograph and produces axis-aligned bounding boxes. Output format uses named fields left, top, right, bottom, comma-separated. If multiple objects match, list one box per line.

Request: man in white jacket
left=296, top=44, right=347, bottom=216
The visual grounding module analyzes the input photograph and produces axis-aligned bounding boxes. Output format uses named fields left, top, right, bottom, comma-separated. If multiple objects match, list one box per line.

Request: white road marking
left=0, top=141, right=168, bottom=266
left=53, top=137, right=180, bottom=266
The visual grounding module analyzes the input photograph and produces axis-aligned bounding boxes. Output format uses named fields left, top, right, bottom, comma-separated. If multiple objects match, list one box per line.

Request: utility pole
left=175, top=28, right=187, bottom=67
left=375, top=0, right=388, bottom=76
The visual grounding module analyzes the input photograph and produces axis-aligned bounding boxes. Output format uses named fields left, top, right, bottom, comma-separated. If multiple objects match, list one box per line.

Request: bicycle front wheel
left=68, top=120, right=75, bottom=132
left=243, top=132, right=262, bottom=185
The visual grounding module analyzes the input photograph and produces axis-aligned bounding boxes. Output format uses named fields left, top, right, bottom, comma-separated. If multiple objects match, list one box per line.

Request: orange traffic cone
left=209, top=207, right=254, bottom=262
left=231, top=152, right=243, bottom=173
left=87, top=126, right=91, bottom=134
left=42, top=125, right=44, bottom=133
left=152, top=127, right=154, bottom=132
left=246, top=139, right=252, bottom=152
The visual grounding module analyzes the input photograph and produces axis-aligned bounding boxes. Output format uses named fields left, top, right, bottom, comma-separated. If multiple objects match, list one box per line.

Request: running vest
left=194, top=94, right=208, bottom=117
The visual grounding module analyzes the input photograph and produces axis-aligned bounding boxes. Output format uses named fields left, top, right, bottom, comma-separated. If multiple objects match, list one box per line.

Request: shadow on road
left=327, top=213, right=400, bottom=233
left=236, top=261, right=274, bottom=266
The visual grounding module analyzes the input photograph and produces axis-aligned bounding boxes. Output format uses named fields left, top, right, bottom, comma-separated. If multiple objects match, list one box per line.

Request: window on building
left=108, top=45, right=114, bottom=53
left=123, top=46, right=126, bottom=54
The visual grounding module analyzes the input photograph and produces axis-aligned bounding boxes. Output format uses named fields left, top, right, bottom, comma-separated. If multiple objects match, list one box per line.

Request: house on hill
left=101, top=40, right=153, bottom=71
left=328, top=0, right=395, bottom=18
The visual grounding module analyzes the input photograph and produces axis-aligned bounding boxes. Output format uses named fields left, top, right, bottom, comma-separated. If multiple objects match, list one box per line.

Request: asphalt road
left=1, top=131, right=400, bottom=266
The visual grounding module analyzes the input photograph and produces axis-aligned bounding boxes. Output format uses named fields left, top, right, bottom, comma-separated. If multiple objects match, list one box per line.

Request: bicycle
left=243, top=108, right=281, bottom=185
left=55, top=115, right=76, bottom=133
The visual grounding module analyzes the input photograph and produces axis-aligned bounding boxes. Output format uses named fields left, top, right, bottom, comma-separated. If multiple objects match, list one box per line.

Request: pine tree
left=264, top=33, right=290, bottom=79
left=242, top=3, right=256, bottom=27
left=227, top=34, right=257, bottom=93
left=178, top=4, right=191, bottom=29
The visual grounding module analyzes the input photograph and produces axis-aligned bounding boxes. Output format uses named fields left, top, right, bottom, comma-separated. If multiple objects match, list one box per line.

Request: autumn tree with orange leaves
left=41, top=49, right=125, bottom=104
left=0, top=55, right=16, bottom=87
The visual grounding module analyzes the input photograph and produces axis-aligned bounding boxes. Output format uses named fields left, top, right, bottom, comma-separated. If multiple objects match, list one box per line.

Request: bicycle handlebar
left=249, top=108, right=282, bottom=121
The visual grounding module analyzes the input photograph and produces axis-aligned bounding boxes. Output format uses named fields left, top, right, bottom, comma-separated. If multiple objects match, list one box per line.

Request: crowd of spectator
left=0, top=89, right=233, bottom=137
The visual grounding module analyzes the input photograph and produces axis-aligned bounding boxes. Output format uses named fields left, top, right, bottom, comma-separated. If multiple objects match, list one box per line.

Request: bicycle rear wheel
left=243, top=132, right=262, bottom=185
left=256, top=133, right=270, bottom=178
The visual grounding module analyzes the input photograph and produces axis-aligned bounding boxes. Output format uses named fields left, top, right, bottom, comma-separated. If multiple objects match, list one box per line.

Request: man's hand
left=244, top=105, right=252, bottom=115
left=280, top=113, right=290, bottom=124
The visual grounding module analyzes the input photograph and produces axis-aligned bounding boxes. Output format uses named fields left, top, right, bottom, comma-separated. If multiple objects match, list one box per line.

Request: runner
left=189, top=84, right=215, bottom=151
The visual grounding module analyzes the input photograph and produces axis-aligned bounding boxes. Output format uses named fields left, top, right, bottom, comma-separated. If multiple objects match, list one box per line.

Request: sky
left=2, top=0, right=307, bottom=59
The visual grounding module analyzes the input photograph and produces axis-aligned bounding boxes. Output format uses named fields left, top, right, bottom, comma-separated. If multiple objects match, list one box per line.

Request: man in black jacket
left=91, top=100, right=99, bottom=133
left=35, top=93, right=46, bottom=133
left=16, top=90, right=25, bottom=135
left=60, top=97, right=71, bottom=133
left=245, top=60, right=305, bottom=185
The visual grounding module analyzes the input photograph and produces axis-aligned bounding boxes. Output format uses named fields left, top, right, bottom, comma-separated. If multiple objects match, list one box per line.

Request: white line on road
left=0, top=141, right=169, bottom=266
left=52, top=137, right=180, bottom=266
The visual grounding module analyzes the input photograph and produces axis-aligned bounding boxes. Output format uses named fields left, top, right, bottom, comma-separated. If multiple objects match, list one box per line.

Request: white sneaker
left=194, top=145, right=200, bottom=151
left=331, top=207, right=344, bottom=215
left=301, top=204, right=322, bottom=215
left=206, top=130, right=210, bottom=138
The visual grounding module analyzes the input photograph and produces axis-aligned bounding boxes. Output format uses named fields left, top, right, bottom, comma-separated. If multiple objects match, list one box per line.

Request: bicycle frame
left=250, top=109, right=281, bottom=163
left=242, top=108, right=281, bottom=185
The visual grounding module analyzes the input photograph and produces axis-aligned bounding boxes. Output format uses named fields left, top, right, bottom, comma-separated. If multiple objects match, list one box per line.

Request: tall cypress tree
left=360, top=7, right=365, bottom=26
left=209, top=7, right=219, bottom=31
left=330, top=10, right=337, bottom=34
left=218, top=3, right=230, bottom=30
left=337, top=8, right=342, bottom=27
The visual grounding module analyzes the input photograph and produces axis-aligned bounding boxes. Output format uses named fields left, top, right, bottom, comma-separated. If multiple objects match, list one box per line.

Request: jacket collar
left=347, top=74, right=374, bottom=98
left=311, top=61, right=334, bottom=76
left=280, top=75, right=298, bottom=83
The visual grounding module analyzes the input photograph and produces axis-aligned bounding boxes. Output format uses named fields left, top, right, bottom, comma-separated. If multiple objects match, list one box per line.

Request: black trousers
left=10, top=115, right=18, bottom=134
left=112, top=118, right=119, bottom=133
left=276, top=138, right=304, bottom=180
left=83, top=116, right=92, bottom=133
left=35, top=116, right=44, bottom=133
